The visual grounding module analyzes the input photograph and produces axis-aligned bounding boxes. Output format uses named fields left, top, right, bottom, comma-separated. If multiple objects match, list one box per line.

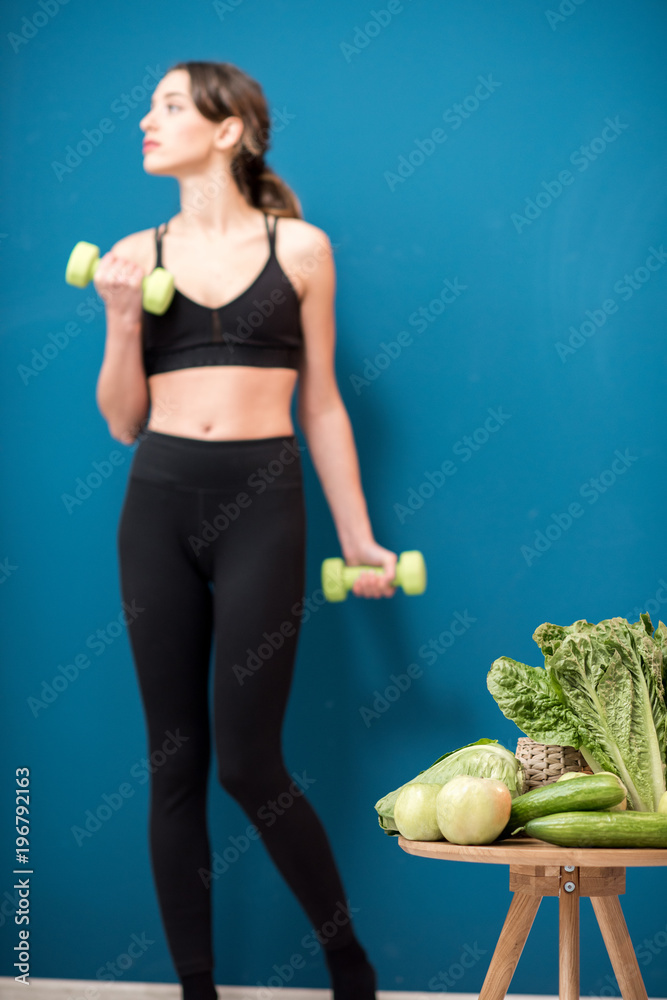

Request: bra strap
left=266, top=213, right=277, bottom=256
left=155, top=221, right=169, bottom=269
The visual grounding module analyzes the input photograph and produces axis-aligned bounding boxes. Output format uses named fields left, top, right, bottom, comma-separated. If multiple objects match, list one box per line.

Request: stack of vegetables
left=374, top=613, right=667, bottom=847
left=374, top=739, right=527, bottom=841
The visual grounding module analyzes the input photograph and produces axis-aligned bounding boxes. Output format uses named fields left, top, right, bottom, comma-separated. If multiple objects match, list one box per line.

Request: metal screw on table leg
left=564, top=881, right=576, bottom=892
left=564, top=865, right=575, bottom=872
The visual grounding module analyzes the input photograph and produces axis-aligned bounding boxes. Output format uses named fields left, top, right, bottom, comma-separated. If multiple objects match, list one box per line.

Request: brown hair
left=167, top=60, right=302, bottom=219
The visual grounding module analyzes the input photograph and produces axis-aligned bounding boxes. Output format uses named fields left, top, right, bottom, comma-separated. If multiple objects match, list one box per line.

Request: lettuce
left=487, top=613, right=667, bottom=812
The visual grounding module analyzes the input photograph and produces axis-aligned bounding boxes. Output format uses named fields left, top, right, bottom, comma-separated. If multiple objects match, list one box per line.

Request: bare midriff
left=145, top=365, right=299, bottom=440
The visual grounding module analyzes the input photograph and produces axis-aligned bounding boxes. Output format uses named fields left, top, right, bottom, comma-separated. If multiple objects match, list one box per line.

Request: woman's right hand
left=93, top=251, right=145, bottom=322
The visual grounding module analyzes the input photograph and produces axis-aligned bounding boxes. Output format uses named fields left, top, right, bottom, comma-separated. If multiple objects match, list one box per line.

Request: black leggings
left=117, top=429, right=356, bottom=978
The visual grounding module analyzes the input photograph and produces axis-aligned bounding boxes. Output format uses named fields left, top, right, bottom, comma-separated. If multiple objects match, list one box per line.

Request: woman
left=94, top=60, right=397, bottom=1000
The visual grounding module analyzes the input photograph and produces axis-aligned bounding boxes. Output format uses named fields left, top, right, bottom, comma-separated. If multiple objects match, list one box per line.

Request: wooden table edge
left=396, top=834, right=667, bottom=866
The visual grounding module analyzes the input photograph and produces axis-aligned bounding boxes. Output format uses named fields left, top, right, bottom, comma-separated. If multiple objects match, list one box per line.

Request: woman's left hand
left=343, top=540, right=398, bottom=599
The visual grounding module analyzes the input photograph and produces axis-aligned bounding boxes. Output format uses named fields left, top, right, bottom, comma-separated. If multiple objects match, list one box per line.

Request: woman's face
left=139, top=69, right=241, bottom=176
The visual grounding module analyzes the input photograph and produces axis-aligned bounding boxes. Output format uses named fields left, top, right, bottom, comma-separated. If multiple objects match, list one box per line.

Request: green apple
left=394, top=782, right=443, bottom=841
left=435, top=775, right=512, bottom=845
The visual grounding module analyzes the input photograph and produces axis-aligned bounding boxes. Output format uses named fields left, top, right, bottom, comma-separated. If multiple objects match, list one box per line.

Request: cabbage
left=374, top=738, right=527, bottom=835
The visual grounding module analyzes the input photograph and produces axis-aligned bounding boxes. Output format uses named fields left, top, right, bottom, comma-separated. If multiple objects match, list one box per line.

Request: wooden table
left=397, top=835, right=667, bottom=1000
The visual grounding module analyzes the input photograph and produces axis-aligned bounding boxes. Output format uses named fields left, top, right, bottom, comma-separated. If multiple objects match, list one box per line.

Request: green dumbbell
left=321, top=549, right=427, bottom=602
left=65, top=240, right=175, bottom=315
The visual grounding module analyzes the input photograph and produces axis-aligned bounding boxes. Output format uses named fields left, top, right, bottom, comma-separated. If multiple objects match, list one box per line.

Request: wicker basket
left=515, top=736, right=593, bottom=791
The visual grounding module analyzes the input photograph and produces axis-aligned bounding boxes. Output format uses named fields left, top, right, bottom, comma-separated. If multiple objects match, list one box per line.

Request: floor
left=3, top=982, right=666, bottom=1000
left=0, top=981, right=570, bottom=1000
left=0, top=976, right=667, bottom=1000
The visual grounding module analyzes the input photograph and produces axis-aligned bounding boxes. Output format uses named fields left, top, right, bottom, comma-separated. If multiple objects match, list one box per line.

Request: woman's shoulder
left=272, top=216, right=335, bottom=298
left=109, top=225, right=161, bottom=271
left=274, top=215, right=333, bottom=264
left=275, top=214, right=328, bottom=242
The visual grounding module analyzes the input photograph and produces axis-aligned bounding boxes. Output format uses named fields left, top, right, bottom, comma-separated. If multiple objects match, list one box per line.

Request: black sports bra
left=142, top=213, right=304, bottom=376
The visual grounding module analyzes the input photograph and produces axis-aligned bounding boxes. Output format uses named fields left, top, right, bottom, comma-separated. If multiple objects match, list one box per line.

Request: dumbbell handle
left=341, top=564, right=399, bottom=586
left=87, top=257, right=152, bottom=287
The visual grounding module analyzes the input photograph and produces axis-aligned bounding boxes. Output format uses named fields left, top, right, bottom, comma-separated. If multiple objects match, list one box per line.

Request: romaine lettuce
left=487, top=613, right=667, bottom=812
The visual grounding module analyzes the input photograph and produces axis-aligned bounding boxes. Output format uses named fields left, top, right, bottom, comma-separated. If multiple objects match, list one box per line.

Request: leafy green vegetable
left=651, top=619, right=667, bottom=691
left=374, top=738, right=526, bottom=835
left=487, top=657, right=580, bottom=746
left=487, top=613, right=667, bottom=812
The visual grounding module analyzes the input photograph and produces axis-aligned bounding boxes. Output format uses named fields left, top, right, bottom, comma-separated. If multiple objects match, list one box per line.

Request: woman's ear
left=214, top=115, right=245, bottom=152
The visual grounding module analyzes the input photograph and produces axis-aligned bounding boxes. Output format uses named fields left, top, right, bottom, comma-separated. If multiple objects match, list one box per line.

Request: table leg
left=559, top=868, right=579, bottom=1000
left=591, top=895, right=648, bottom=1000
left=478, top=891, right=541, bottom=1000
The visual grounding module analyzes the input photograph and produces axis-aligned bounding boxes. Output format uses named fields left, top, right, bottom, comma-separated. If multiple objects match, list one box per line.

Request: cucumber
left=525, top=810, right=667, bottom=848
left=506, top=773, right=626, bottom=833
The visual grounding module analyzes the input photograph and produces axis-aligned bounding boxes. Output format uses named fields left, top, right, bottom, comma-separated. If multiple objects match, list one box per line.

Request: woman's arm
left=294, top=225, right=397, bottom=599
left=94, top=233, right=151, bottom=445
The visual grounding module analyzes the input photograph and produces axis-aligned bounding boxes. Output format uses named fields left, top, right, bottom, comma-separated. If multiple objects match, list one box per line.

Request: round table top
left=397, top=834, right=667, bottom=867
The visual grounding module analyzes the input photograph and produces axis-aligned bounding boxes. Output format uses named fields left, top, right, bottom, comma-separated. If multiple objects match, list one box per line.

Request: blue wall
left=2, top=0, right=666, bottom=995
